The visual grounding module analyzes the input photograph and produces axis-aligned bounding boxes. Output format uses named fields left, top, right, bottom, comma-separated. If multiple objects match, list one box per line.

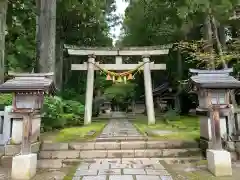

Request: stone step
left=0, top=156, right=13, bottom=168
left=96, top=137, right=147, bottom=141
left=41, top=140, right=199, bottom=151
left=39, top=148, right=201, bottom=159
left=37, top=157, right=203, bottom=169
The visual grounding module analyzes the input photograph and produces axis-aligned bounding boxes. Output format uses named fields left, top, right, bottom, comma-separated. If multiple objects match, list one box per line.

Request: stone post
left=210, top=107, right=222, bottom=150
left=21, top=114, right=32, bottom=154
left=207, top=105, right=232, bottom=176
left=12, top=113, right=37, bottom=180
left=84, top=54, right=95, bottom=125
left=142, top=55, right=155, bottom=125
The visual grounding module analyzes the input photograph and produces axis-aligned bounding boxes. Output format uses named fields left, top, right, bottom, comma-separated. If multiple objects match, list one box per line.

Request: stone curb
left=4, top=142, right=41, bottom=156
left=41, top=141, right=199, bottom=151
left=39, top=148, right=201, bottom=159
left=37, top=157, right=203, bottom=169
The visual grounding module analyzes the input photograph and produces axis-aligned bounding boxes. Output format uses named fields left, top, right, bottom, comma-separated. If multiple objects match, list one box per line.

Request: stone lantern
left=0, top=73, right=55, bottom=180
left=189, top=68, right=240, bottom=176
left=230, top=4, right=240, bottom=20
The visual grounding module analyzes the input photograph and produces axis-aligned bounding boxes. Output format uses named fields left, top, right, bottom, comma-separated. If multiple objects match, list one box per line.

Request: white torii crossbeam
left=65, top=45, right=172, bottom=125
left=71, top=58, right=166, bottom=70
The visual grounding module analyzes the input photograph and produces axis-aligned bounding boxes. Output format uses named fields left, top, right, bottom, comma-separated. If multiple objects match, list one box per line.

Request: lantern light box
left=0, top=73, right=55, bottom=113
left=13, top=92, right=44, bottom=112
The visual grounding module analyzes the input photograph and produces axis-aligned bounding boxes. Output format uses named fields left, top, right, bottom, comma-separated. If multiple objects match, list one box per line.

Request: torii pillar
left=84, top=54, right=95, bottom=125
left=142, top=55, right=155, bottom=125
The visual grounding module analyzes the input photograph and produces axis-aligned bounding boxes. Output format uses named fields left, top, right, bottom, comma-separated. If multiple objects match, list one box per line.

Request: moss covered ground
left=41, top=120, right=107, bottom=142
left=133, top=115, right=200, bottom=141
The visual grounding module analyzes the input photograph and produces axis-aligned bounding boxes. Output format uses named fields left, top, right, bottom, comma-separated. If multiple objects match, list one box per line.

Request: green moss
left=163, top=159, right=237, bottom=180
left=41, top=121, right=107, bottom=142
left=10, top=139, right=16, bottom=145
left=63, top=165, right=78, bottom=180
left=25, top=170, right=31, bottom=179
left=133, top=115, right=200, bottom=141
left=195, top=160, right=207, bottom=166
left=183, top=171, right=234, bottom=180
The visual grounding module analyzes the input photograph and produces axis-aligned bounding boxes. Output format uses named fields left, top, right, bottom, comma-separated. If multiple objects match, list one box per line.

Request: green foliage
left=59, top=89, right=85, bottom=104
left=0, top=94, right=84, bottom=131
left=163, top=108, right=180, bottom=122
left=0, top=93, right=12, bottom=106
left=176, top=0, right=238, bottom=22
left=6, top=0, right=36, bottom=72
left=62, top=100, right=85, bottom=126
left=41, top=96, right=66, bottom=131
left=104, top=83, right=136, bottom=103
left=134, top=115, right=199, bottom=141
left=63, top=100, right=84, bottom=114
left=121, top=0, right=183, bottom=46
left=175, top=40, right=240, bottom=69
left=4, top=0, right=117, bottom=92
left=39, top=96, right=85, bottom=131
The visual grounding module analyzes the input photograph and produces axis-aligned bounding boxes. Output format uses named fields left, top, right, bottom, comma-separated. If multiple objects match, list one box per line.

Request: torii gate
left=64, top=45, right=171, bottom=125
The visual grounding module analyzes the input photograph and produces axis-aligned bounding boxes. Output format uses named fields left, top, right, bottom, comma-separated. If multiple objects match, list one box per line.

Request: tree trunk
left=63, top=57, right=69, bottom=88
left=55, top=40, right=64, bottom=90
left=5, top=2, right=12, bottom=75
left=219, top=25, right=226, bottom=47
left=175, top=49, right=182, bottom=111
left=210, top=15, right=227, bottom=69
left=38, top=0, right=56, bottom=80
left=0, top=0, right=8, bottom=84
left=203, top=14, right=215, bottom=69
left=35, top=0, right=41, bottom=72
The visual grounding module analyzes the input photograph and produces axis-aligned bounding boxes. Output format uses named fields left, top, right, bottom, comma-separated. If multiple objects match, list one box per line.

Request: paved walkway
left=72, top=158, right=173, bottom=180
left=73, top=112, right=173, bottom=179
left=97, top=112, right=144, bottom=140
left=0, top=112, right=172, bottom=179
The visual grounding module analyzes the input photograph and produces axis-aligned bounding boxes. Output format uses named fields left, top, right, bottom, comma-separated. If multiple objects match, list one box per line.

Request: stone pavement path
left=97, top=112, right=144, bottom=140
left=72, top=112, right=173, bottom=179
left=0, top=167, right=68, bottom=180
left=0, top=168, right=10, bottom=180
left=72, top=158, right=173, bottom=180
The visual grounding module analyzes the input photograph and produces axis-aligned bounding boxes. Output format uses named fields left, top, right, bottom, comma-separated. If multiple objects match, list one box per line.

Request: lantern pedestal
left=11, top=153, right=37, bottom=180
left=207, top=149, right=232, bottom=176
left=11, top=114, right=41, bottom=144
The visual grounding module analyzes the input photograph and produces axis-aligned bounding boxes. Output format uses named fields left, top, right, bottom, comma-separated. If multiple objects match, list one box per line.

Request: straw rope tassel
left=106, top=74, right=112, bottom=80
left=117, top=76, right=123, bottom=82
left=127, top=73, right=133, bottom=80
left=124, top=76, right=127, bottom=84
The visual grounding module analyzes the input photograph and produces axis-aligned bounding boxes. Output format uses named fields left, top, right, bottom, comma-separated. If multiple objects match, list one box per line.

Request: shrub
left=62, top=113, right=84, bottom=127
left=41, top=96, right=66, bottom=131
left=62, top=100, right=84, bottom=126
left=0, top=94, right=85, bottom=131
left=60, top=89, right=85, bottom=104
left=63, top=100, right=84, bottom=114
left=163, top=108, right=180, bottom=123
left=42, top=97, right=85, bottom=131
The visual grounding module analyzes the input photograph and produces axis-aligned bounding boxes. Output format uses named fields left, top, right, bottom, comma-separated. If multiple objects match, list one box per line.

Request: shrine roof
left=0, top=73, right=56, bottom=93
left=189, top=68, right=240, bottom=88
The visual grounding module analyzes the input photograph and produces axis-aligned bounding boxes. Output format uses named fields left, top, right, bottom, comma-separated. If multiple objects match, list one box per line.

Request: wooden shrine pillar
left=142, top=55, right=156, bottom=125
left=84, top=54, right=95, bottom=125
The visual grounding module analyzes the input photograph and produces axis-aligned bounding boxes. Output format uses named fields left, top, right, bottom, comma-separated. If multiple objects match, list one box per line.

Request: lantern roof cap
left=0, top=73, right=56, bottom=93
left=189, top=68, right=240, bottom=89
